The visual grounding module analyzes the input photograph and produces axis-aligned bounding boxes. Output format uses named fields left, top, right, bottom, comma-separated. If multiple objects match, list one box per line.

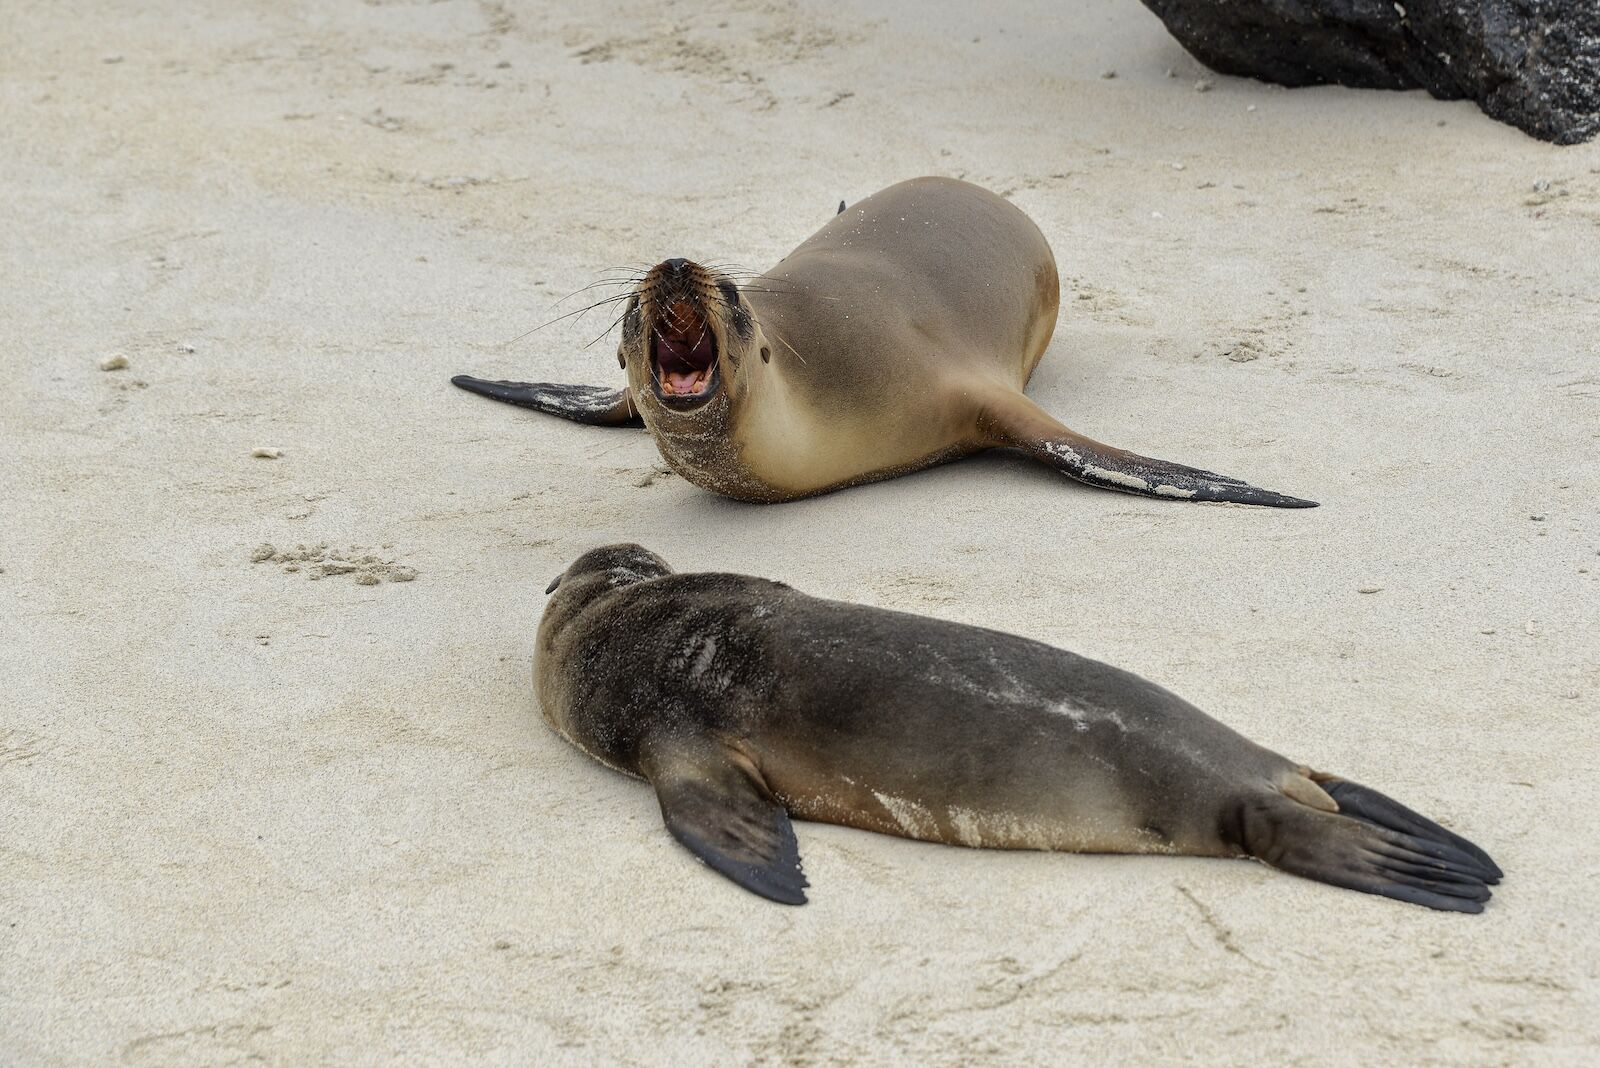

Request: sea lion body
left=454, top=178, right=1315, bottom=508
left=661, top=178, right=1057, bottom=498
left=534, top=546, right=1500, bottom=911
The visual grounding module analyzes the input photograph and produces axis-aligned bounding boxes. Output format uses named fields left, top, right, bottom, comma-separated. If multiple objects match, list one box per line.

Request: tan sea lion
left=532, top=545, right=1500, bottom=912
left=454, top=177, right=1316, bottom=507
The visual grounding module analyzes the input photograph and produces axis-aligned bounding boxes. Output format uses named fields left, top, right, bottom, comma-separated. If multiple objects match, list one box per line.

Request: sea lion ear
left=642, top=738, right=808, bottom=905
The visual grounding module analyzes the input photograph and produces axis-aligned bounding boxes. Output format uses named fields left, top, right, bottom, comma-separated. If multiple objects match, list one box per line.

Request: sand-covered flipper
left=451, top=375, right=641, bottom=427
left=980, top=391, right=1317, bottom=508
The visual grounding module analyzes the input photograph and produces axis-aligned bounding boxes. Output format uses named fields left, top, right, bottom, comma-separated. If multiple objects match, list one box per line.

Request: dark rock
left=1140, top=1, right=1600, bottom=145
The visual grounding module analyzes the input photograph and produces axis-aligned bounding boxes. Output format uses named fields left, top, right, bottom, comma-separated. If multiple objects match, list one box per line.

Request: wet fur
left=536, top=546, right=1499, bottom=911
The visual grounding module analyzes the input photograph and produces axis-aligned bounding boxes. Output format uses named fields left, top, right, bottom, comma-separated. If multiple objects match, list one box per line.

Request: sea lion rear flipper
left=1315, top=776, right=1503, bottom=881
left=642, top=739, right=809, bottom=905
left=1227, top=782, right=1501, bottom=913
left=979, top=393, right=1317, bottom=508
left=450, top=375, right=642, bottom=427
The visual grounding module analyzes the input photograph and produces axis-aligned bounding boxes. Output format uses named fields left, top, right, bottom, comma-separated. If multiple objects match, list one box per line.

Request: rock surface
left=1141, top=0, right=1600, bottom=144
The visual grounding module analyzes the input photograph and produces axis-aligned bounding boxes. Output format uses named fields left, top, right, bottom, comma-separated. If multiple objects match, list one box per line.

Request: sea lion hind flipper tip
left=451, top=375, right=641, bottom=427
left=1063, top=445, right=1317, bottom=509
left=984, top=398, right=1317, bottom=509
left=1078, top=448, right=1317, bottom=508
left=1229, top=791, right=1498, bottom=913
left=646, top=743, right=809, bottom=905
left=1320, top=778, right=1502, bottom=882
left=1212, top=486, right=1319, bottom=509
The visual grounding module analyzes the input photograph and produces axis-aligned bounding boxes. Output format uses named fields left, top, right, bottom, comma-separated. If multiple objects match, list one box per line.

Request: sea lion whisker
left=737, top=271, right=797, bottom=284
left=578, top=270, right=649, bottom=286
left=590, top=263, right=656, bottom=280
left=729, top=287, right=802, bottom=299
left=582, top=306, right=635, bottom=349
left=732, top=277, right=838, bottom=301
left=509, top=292, right=637, bottom=343
left=689, top=318, right=712, bottom=362
left=664, top=300, right=704, bottom=335
left=550, top=278, right=646, bottom=307
left=564, top=274, right=639, bottom=287
left=728, top=281, right=816, bottom=297
left=701, top=263, right=761, bottom=279
left=763, top=322, right=807, bottom=366
left=560, top=292, right=638, bottom=318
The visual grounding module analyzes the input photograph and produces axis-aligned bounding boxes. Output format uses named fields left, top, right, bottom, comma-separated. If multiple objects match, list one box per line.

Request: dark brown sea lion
left=532, top=545, right=1499, bottom=912
left=454, top=177, right=1316, bottom=507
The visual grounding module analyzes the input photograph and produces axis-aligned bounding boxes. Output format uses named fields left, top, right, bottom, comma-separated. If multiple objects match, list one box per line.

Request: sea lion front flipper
left=978, top=392, right=1317, bottom=508
left=450, top=375, right=643, bottom=427
left=641, top=739, right=809, bottom=905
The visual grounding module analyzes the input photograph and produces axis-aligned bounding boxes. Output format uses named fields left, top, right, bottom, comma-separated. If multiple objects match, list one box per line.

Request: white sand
left=3, top=1, right=1598, bottom=1064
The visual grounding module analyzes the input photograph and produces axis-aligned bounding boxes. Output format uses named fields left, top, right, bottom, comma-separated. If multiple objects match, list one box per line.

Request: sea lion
left=533, top=545, right=1500, bottom=912
left=454, top=177, right=1316, bottom=507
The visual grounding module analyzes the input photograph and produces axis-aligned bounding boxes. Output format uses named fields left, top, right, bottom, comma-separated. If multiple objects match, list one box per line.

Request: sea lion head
left=543, top=543, right=673, bottom=600
left=616, top=258, right=770, bottom=421
left=535, top=543, right=675, bottom=760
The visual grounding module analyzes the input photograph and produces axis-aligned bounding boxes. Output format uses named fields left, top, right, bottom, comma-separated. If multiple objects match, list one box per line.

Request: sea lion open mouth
left=650, top=300, right=719, bottom=408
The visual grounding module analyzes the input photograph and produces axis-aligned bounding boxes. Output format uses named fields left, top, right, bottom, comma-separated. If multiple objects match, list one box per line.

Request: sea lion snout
left=641, top=256, right=712, bottom=306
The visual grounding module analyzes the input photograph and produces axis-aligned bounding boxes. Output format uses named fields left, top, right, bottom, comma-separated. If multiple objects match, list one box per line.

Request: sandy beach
left=3, top=1, right=1598, bottom=1063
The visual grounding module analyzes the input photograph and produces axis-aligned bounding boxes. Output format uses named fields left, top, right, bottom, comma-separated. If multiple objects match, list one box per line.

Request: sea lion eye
left=718, top=281, right=755, bottom=340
